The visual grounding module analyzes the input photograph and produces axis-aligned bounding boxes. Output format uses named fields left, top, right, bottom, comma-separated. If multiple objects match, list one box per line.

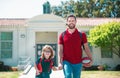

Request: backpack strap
left=40, top=58, right=42, bottom=63
left=79, top=32, right=85, bottom=49
left=48, top=59, right=54, bottom=72
left=37, top=58, right=42, bottom=73
left=62, top=31, right=66, bottom=42
left=79, top=31, right=82, bottom=39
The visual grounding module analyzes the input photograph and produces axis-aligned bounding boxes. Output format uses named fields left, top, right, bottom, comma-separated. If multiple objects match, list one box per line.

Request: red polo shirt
left=58, top=28, right=87, bottom=64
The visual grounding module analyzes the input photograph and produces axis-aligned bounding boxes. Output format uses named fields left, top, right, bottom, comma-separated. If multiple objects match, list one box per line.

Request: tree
left=51, top=0, right=120, bottom=18
left=51, top=0, right=75, bottom=18
left=88, top=22, right=120, bottom=57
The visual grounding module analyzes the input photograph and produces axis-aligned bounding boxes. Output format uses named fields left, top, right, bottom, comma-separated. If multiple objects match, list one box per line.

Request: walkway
left=19, top=67, right=64, bottom=78
left=51, top=69, right=64, bottom=78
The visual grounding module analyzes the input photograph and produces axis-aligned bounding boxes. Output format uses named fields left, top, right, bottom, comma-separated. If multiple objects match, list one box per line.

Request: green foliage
left=88, top=22, right=120, bottom=57
left=51, top=0, right=120, bottom=18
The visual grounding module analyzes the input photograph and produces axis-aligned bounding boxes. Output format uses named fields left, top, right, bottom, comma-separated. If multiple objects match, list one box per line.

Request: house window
left=0, top=32, right=13, bottom=58
left=101, top=47, right=113, bottom=58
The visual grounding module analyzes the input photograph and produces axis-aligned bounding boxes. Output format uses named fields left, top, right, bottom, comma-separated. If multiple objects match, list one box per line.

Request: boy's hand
left=36, top=70, right=40, bottom=75
left=52, top=67, right=58, bottom=71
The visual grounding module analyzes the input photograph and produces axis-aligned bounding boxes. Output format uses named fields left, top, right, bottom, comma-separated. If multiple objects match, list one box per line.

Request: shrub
left=0, top=61, right=4, bottom=71
left=115, top=64, right=120, bottom=71
left=83, top=65, right=98, bottom=70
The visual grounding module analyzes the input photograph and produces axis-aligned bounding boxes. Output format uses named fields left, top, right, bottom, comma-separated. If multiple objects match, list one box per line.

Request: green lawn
left=0, top=71, right=19, bottom=78
left=81, top=71, right=120, bottom=78
left=0, top=71, right=120, bottom=78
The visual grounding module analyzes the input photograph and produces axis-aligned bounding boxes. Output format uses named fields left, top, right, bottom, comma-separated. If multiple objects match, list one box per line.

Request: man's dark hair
left=66, top=14, right=76, bottom=21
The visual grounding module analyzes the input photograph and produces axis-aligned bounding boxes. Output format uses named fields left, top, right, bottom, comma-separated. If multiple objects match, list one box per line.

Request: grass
left=0, top=71, right=120, bottom=78
left=81, top=71, right=120, bottom=78
left=0, top=71, right=19, bottom=78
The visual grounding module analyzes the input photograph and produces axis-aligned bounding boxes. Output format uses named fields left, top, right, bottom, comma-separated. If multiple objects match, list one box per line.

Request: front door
left=36, top=44, right=57, bottom=66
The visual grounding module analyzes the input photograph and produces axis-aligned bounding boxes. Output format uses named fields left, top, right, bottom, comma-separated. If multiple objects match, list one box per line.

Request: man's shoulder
left=78, top=31, right=86, bottom=36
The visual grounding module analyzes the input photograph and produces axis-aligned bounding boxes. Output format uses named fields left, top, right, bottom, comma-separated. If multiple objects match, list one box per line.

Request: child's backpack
left=37, top=58, right=42, bottom=73
left=37, top=58, right=54, bottom=73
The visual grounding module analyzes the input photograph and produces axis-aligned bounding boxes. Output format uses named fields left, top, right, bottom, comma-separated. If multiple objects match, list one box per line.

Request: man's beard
left=67, top=23, right=75, bottom=29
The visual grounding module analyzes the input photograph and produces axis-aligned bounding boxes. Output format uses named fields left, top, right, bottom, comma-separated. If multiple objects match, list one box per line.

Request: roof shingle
left=0, top=18, right=120, bottom=26
left=76, top=18, right=120, bottom=26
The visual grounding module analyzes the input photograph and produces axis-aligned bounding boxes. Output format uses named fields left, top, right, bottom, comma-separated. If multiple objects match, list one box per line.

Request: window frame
left=0, top=32, right=13, bottom=59
left=101, top=47, right=113, bottom=58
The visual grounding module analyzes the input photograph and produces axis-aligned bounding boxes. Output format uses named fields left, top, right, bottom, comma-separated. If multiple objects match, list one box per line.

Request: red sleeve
left=82, top=32, right=88, bottom=44
left=58, top=33, right=63, bottom=44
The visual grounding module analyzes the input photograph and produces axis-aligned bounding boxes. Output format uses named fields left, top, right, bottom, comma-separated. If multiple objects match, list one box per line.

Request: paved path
left=19, top=67, right=64, bottom=78
left=51, top=69, right=64, bottom=78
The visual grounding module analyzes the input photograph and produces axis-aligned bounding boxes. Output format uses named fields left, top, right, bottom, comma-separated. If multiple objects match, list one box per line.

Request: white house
left=0, top=14, right=120, bottom=69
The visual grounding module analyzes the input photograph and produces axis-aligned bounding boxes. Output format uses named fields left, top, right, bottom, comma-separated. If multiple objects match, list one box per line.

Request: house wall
left=36, top=32, right=57, bottom=43
left=18, top=28, right=27, bottom=57
left=88, top=46, right=120, bottom=68
left=0, top=26, right=26, bottom=66
left=100, top=53, right=120, bottom=68
left=25, top=29, right=36, bottom=66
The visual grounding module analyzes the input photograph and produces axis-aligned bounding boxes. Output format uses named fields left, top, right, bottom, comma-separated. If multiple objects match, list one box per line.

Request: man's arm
left=58, top=44, right=63, bottom=64
left=83, top=42, right=93, bottom=66
left=58, top=44, right=63, bottom=70
left=84, top=43, right=92, bottom=59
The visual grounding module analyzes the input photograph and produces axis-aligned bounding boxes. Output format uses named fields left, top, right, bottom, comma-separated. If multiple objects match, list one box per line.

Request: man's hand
left=83, top=60, right=93, bottom=67
left=58, top=63, right=63, bottom=70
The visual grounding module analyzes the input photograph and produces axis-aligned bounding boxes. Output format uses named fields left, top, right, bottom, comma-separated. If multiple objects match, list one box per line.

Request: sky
left=0, top=0, right=70, bottom=18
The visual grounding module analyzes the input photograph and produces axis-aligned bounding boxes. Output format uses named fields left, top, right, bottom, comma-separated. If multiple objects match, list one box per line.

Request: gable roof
left=0, top=17, right=120, bottom=26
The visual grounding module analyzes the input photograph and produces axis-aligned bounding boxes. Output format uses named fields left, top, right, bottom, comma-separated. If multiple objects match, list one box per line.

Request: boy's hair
left=41, top=45, right=55, bottom=59
left=66, top=14, right=76, bottom=21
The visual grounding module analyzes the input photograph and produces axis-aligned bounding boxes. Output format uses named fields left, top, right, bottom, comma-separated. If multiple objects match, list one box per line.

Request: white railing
left=17, top=56, right=32, bottom=71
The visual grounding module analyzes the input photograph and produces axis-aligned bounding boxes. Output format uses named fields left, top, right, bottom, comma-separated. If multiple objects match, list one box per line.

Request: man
left=58, top=15, right=93, bottom=78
